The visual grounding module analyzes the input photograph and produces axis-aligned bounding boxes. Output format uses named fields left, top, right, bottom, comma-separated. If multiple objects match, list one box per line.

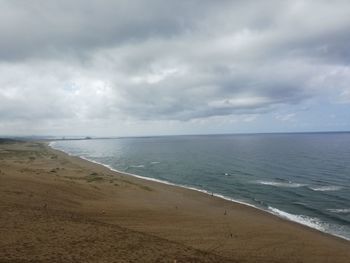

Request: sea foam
left=327, top=208, right=350, bottom=214
left=268, top=206, right=326, bottom=231
left=309, top=186, right=343, bottom=191
left=256, top=180, right=305, bottom=188
left=130, top=164, right=145, bottom=168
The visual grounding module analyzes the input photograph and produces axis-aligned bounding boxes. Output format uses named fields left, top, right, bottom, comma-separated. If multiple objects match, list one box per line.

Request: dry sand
left=0, top=140, right=349, bottom=262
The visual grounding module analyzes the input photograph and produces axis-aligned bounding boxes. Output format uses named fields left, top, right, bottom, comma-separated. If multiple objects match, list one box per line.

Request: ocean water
left=50, top=133, right=350, bottom=240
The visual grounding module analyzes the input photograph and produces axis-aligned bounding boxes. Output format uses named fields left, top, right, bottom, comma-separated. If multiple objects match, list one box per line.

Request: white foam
left=268, top=206, right=326, bottom=231
left=327, top=208, right=350, bottom=214
left=150, top=161, right=160, bottom=164
left=309, top=186, right=343, bottom=191
left=268, top=207, right=350, bottom=241
left=130, top=164, right=145, bottom=168
left=256, top=180, right=305, bottom=188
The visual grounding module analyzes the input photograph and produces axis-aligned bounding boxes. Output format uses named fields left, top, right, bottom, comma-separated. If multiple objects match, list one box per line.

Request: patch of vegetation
left=120, top=179, right=137, bottom=186
left=0, top=138, right=20, bottom=144
left=85, top=174, right=104, bottom=182
left=63, top=176, right=83, bottom=181
left=119, top=178, right=153, bottom=191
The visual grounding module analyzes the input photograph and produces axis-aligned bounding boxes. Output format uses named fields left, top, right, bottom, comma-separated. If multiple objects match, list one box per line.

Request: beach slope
left=0, top=141, right=349, bottom=262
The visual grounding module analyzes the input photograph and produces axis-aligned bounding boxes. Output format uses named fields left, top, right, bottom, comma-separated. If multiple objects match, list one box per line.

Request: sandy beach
left=0, top=140, right=349, bottom=262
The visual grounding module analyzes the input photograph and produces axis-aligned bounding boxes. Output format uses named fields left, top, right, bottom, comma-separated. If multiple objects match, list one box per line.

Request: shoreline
left=2, top=140, right=350, bottom=262
left=48, top=141, right=349, bottom=242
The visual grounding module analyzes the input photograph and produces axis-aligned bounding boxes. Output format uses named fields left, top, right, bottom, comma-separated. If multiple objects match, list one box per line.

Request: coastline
left=1, top=140, right=350, bottom=262
left=49, top=141, right=350, bottom=242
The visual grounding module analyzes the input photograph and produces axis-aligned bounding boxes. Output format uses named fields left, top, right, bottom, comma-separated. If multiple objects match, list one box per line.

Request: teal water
left=50, top=133, right=350, bottom=240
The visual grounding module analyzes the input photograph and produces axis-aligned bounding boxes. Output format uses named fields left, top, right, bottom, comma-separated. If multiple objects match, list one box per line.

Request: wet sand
left=1, top=140, right=349, bottom=262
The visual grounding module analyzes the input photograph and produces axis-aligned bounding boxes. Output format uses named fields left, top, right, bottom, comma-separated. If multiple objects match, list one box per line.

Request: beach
left=1, top=140, right=349, bottom=262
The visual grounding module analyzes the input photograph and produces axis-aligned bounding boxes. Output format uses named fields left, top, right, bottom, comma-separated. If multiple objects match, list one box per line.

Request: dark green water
left=51, top=133, right=350, bottom=240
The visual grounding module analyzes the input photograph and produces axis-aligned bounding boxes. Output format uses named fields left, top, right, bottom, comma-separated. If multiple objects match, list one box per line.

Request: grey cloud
left=1, top=0, right=350, bottom=135
left=0, top=0, right=221, bottom=61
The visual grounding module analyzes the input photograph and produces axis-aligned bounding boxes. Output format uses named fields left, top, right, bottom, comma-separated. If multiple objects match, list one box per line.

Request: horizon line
left=2, top=130, right=350, bottom=141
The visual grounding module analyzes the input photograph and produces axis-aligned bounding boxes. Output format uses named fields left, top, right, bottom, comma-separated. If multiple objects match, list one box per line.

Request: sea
left=49, top=132, right=350, bottom=240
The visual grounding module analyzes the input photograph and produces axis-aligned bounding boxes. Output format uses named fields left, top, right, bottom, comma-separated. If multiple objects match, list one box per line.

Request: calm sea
left=50, top=133, right=350, bottom=240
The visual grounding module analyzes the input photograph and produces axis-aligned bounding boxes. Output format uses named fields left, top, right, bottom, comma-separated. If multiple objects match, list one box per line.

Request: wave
left=292, top=203, right=350, bottom=225
left=268, top=207, right=350, bottom=240
left=268, top=206, right=326, bottom=231
left=327, top=208, right=350, bottom=214
left=150, top=161, right=160, bottom=164
left=309, top=186, right=343, bottom=192
left=255, top=180, right=306, bottom=188
left=130, top=164, right=145, bottom=168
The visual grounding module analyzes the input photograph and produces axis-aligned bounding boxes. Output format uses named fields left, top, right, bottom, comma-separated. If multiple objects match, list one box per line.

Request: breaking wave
left=327, top=208, right=350, bottom=214
left=268, top=206, right=326, bottom=231
left=256, top=180, right=306, bottom=188
left=309, top=186, right=343, bottom=191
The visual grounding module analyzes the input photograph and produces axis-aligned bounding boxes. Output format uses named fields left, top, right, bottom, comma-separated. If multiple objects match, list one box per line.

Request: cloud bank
left=1, top=0, right=350, bottom=136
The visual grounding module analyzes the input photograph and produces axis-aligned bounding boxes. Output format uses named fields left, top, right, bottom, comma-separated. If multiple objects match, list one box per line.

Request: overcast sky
left=1, top=0, right=350, bottom=137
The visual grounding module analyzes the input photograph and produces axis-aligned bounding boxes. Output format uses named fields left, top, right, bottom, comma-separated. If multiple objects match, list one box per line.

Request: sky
left=1, top=0, right=350, bottom=137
